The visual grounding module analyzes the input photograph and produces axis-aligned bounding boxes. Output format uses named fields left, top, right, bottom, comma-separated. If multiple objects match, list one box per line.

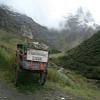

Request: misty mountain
left=0, top=5, right=54, bottom=45
left=0, top=5, right=99, bottom=51
left=51, top=8, right=98, bottom=51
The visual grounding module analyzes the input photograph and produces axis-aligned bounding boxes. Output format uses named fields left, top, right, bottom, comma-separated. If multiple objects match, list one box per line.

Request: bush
left=49, top=49, right=61, bottom=54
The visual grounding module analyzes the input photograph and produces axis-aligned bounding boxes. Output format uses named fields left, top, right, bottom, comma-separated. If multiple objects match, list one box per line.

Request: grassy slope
left=0, top=29, right=100, bottom=100
left=0, top=29, right=24, bottom=81
left=56, top=31, right=100, bottom=79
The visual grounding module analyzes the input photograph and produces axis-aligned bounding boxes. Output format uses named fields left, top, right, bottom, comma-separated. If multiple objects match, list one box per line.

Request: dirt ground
left=0, top=81, right=85, bottom=100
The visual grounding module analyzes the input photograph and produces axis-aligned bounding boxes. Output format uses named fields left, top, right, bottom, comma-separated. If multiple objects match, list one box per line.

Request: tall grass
left=47, top=68, right=75, bottom=87
left=0, top=29, right=100, bottom=99
left=0, top=29, right=23, bottom=82
left=47, top=67, right=100, bottom=99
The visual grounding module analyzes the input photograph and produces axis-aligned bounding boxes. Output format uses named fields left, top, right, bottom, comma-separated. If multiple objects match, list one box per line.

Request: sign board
left=27, top=49, right=48, bottom=62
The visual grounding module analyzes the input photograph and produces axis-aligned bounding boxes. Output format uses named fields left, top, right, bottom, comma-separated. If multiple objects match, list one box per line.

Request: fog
left=0, top=0, right=100, bottom=28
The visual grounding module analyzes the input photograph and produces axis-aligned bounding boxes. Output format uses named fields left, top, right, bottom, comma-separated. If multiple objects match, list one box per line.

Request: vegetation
left=0, top=5, right=100, bottom=100
left=56, top=31, right=100, bottom=79
left=49, top=49, right=61, bottom=54
left=0, top=29, right=23, bottom=81
left=0, top=29, right=100, bottom=99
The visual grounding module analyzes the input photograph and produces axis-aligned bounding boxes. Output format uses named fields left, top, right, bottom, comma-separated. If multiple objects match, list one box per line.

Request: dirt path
left=0, top=81, right=85, bottom=100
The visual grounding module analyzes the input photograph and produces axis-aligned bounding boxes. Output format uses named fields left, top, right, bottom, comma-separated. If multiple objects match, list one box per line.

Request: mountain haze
left=0, top=5, right=98, bottom=51
left=51, top=8, right=97, bottom=50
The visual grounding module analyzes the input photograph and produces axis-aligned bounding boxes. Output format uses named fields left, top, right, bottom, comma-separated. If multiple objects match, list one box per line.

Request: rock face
left=0, top=5, right=51, bottom=43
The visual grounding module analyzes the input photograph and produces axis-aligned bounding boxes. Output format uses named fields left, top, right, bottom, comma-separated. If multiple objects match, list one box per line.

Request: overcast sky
left=0, top=0, right=100, bottom=28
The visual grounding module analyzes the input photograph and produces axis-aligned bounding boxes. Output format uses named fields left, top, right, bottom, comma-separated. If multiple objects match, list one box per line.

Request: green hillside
left=0, top=29, right=100, bottom=100
left=56, top=31, right=100, bottom=79
left=0, top=29, right=24, bottom=73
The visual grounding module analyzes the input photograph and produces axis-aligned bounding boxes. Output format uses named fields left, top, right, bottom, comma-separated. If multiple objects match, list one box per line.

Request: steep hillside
left=0, top=5, right=53, bottom=45
left=56, top=31, right=100, bottom=79
left=0, top=29, right=24, bottom=68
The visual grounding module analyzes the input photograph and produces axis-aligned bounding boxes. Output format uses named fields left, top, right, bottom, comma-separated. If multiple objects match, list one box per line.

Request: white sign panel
left=27, top=49, right=48, bottom=62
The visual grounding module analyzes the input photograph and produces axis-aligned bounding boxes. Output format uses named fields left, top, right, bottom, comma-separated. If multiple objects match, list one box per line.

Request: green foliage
left=47, top=68, right=100, bottom=99
left=49, top=49, right=61, bottom=54
left=0, top=29, right=23, bottom=82
left=57, top=31, right=100, bottom=79
left=0, top=29, right=100, bottom=99
left=47, top=68, right=75, bottom=87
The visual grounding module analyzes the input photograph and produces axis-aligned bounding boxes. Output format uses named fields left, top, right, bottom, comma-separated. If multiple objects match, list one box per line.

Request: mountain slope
left=57, top=31, right=100, bottom=79
left=0, top=5, right=98, bottom=51
left=0, top=5, right=53, bottom=44
left=50, top=8, right=97, bottom=51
